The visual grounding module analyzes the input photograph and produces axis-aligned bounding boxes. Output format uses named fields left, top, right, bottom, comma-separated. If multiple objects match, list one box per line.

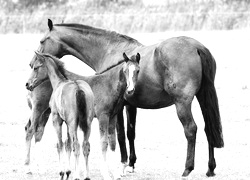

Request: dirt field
left=0, top=30, right=250, bottom=180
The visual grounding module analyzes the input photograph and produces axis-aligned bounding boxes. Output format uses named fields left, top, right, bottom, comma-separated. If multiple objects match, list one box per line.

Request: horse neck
left=63, top=63, right=126, bottom=94
left=45, top=60, right=66, bottom=90
left=56, top=27, right=142, bottom=73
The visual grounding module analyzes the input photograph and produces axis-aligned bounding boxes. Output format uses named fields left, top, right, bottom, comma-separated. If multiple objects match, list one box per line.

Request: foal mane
left=41, top=53, right=68, bottom=79
left=95, top=60, right=125, bottom=75
left=54, top=23, right=141, bottom=45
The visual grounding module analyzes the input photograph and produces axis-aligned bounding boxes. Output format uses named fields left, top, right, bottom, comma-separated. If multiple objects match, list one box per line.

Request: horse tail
left=196, top=47, right=224, bottom=148
left=76, top=88, right=88, bottom=132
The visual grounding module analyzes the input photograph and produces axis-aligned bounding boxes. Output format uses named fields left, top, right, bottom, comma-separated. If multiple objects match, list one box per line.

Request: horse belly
left=125, top=85, right=174, bottom=109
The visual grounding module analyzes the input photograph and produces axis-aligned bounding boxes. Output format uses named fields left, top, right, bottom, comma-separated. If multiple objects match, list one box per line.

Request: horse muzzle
left=25, top=82, right=34, bottom=91
left=126, top=88, right=135, bottom=96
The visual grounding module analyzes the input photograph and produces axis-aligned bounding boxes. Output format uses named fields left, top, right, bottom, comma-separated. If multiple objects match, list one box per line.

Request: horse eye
left=34, top=67, right=38, bottom=71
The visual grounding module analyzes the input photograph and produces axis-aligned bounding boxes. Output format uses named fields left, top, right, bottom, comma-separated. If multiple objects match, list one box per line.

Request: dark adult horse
left=25, top=19, right=223, bottom=177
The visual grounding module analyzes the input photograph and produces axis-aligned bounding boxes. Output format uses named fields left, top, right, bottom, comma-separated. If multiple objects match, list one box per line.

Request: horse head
left=26, top=51, right=49, bottom=91
left=122, top=52, right=140, bottom=95
left=30, top=19, right=66, bottom=67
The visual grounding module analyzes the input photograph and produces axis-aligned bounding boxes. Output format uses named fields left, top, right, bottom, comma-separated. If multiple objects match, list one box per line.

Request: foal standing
left=26, top=51, right=95, bottom=180
left=26, top=52, right=141, bottom=180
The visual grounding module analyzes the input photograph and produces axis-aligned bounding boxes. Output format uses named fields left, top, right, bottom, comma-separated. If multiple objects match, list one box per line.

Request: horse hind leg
left=52, top=113, right=64, bottom=179
left=175, top=99, right=197, bottom=177
left=82, top=124, right=91, bottom=180
left=68, top=121, right=81, bottom=180
left=65, top=131, right=72, bottom=179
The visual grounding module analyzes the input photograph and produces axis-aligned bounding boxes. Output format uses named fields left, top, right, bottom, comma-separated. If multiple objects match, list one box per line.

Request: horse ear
left=35, top=51, right=45, bottom=61
left=123, top=52, right=129, bottom=63
left=48, top=19, right=53, bottom=31
left=136, top=53, right=140, bottom=63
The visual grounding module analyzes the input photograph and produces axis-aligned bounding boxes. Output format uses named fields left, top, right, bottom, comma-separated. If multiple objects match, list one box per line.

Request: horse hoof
left=24, top=159, right=30, bottom=165
left=125, top=166, right=134, bottom=173
left=206, top=169, right=216, bottom=177
left=59, top=171, right=64, bottom=180
left=182, top=169, right=191, bottom=177
left=84, top=178, right=91, bottom=180
left=66, top=170, right=71, bottom=178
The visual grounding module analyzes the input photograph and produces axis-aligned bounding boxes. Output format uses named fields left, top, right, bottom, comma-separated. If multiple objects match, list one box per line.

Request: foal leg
left=67, top=121, right=81, bottom=180
left=82, top=122, right=91, bottom=180
left=52, top=113, right=64, bottom=179
left=98, top=114, right=111, bottom=180
left=109, top=115, right=122, bottom=179
left=125, top=104, right=137, bottom=172
left=65, top=131, right=72, bottom=179
left=175, top=99, right=197, bottom=177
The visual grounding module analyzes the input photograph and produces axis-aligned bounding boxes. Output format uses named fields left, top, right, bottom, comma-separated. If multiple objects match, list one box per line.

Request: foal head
left=122, top=52, right=140, bottom=95
left=26, top=51, right=66, bottom=91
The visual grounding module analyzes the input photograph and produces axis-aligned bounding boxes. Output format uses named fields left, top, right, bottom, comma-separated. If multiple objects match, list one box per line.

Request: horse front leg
left=175, top=100, right=197, bottom=177
left=109, top=115, right=123, bottom=179
left=125, top=104, right=137, bottom=172
left=116, top=106, right=128, bottom=176
left=34, top=107, right=51, bottom=143
left=25, top=107, right=43, bottom=165
left=98, top=113, right=112, bottom=180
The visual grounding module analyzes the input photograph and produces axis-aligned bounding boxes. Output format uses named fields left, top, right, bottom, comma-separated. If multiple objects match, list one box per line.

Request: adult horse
left=26, top=52, right=141, bottom=180
left=26, top=19, right=223, bottom=177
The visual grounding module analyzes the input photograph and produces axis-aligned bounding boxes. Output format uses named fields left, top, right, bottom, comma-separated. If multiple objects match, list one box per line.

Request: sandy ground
left=0, top=30, right=250, bottom=180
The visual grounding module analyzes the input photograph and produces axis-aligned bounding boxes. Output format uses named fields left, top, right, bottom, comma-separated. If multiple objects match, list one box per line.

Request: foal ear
left=123, top=52, right=129, bottom=63
left=136, top=53, right=140, bottom=63
left=48, top=19, right=53, bottom=31
left=35, top=51, right=45, bottom=61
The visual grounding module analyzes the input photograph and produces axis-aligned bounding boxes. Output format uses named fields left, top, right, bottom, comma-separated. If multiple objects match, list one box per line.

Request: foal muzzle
left=26, top=82, right=34, bottom=91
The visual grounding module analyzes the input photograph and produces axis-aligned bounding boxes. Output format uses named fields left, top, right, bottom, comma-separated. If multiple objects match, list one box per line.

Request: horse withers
left=26, top=52, right=141, bottom=180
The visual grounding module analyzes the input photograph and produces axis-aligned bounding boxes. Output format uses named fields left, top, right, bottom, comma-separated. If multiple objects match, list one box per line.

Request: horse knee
left=57, top=140, right=64, bottom=154
left=184, top=123, right=197, bottom=141
left=73, top=141, right=80, bottom=156
left=82, top=141, right=90, bottom=157
left=65, top=138, right=72, bottom=153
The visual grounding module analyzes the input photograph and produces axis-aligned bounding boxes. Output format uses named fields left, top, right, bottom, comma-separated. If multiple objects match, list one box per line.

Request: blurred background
left=1, top=0, right=250, bottom=34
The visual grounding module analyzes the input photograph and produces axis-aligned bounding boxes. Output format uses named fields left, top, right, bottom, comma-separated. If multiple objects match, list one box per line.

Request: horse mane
left=95, top=60, right=125, bottom=75
left=54, top=23, right=141, bottom=45
left=41, top=53, right=68, bottom=79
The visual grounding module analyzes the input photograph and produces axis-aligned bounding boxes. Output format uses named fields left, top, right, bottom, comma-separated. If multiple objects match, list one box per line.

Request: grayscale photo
left=0, top=0, right=250, bottom=179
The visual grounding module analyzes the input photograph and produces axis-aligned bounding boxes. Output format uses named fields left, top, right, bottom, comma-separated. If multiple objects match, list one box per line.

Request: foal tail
left=196, top=47, right=224, bottom=148
left=76, top=89, right=88, bottom=132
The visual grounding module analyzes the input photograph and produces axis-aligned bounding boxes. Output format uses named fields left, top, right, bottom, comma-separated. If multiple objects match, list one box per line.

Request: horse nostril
left=25, top=83, right=32, bottom=90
